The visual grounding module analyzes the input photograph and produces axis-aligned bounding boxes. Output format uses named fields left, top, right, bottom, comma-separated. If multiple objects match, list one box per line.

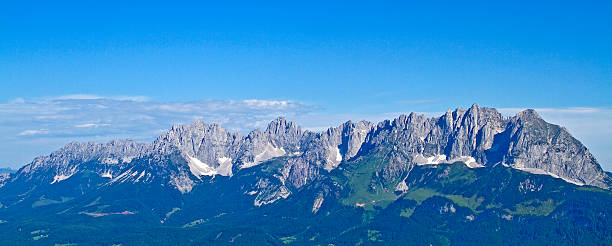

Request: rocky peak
left=265, top=117, right=298, bottom=135
left=31, top=140, right=149, bottom=168
left=509, top=109, right=545, bottom=131
left=264, top=117, right=303, bottom=148
left=8, top=104, right=611, bottom=194
left=500, top=109, right=609, bottom=187
left=515, top=109, right=541, bottom=120
left=16, top=139, right=151, bottom=184
left=445, top=105, right=506, bottom=158
left=339, top=120, right=375, bottom=160
left=155, top=121, right=241, bottom=159
left=313, top=120, right=375, bottom=170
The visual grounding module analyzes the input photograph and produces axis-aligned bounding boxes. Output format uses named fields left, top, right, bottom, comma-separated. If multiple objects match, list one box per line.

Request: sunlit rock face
left=9, top=104, right=610, bottom=200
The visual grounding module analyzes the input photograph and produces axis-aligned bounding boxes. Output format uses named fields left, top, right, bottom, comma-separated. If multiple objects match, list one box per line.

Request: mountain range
left=0, top=104, right=610, bottom=245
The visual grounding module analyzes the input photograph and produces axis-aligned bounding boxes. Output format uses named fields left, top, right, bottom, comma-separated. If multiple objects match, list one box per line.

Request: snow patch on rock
left=187, top=156, right=217, bottom=177
left=452, top=156, right=484, bottom=168
left=335, top=147, right=342, bottom=162
left=513, top=164, right=584, bottom=186
left=241, top=143, right=286, bottom=169
left=51, top=173, right=74, bottom=184
left=414, top=154, right=447, bottom=165
left=413, top=154, right=484, bottom=168
left=101, top=171, right=113, bottom=179
left=187, top=155, right=235, bottom=177
left=110, top=169, right=133, bottom=184
left=216, top=157, right=233, bottom=176
left=134, top=171, right=146, bottom=183
left=323, top=146, right=344, bottom=171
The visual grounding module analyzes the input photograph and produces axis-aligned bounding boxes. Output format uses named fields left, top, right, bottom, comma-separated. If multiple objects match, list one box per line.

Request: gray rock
left=499, top=109, right=609, bottom=187
left=9, top=104, right=610, bottom=196
left=16, top=140, right=151, bottom=183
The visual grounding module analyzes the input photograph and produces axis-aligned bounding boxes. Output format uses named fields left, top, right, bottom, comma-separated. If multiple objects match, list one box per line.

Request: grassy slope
left=0, top=157, right=610, bottom=245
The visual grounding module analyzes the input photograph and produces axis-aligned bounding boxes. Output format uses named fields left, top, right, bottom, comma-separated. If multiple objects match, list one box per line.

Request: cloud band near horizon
left=1, top=95, right=611, bottom=171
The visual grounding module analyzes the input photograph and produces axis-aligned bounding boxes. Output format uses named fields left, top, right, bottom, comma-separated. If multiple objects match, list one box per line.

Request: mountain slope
left=0, top=104, right=610, bottom=245
left=0, top=160, right=610, bottom=245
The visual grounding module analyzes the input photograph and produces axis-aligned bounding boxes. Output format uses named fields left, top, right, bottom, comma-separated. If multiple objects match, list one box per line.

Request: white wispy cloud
left=51, top=94, right=151, bottom=102
left=0, top=95, right=313, bottom=140
left=18, top=129, right=49, bottom=136
left=1, top=97, right=610, bottom=171
left=497, top=107, right=603, bottom=115
left=395, top=99, right=439, bottom=105
left=497, top=107, right=612, bottom=135
left=0, top=95, right=316, bottom=168
left=75, top=123, right=111, bottom=128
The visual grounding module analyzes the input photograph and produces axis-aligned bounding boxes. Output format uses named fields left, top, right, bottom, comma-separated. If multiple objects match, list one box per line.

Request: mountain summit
left=0, top=105, right=610, bottom=245
left=8, top=104, right=609, bottom=191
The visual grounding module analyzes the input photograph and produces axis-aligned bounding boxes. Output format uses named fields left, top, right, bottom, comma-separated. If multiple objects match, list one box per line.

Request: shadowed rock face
left=8, top=104, right=611, bottom=196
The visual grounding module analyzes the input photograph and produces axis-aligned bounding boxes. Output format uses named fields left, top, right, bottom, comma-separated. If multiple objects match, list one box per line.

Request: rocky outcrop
left=360, top=104, right=609, bottom=188
left=498, top=109, right=609, bottom=187
left=10, top=104, right=611, bottom=195
left=15, top=140, right=151, bottom=183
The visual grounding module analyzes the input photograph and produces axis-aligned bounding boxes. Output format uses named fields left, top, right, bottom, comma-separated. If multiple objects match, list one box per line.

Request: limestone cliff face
left=359, top=104, right=608, bottom=188
left=499, top=109, right=609, bottom=187
left=11, top=104, right=611, bottom=196
left=15, top=140, right=151, bottom=184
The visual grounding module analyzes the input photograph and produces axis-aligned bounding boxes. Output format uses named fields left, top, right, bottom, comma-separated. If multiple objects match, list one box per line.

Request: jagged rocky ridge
left=8, top=104, right=611, bottom=198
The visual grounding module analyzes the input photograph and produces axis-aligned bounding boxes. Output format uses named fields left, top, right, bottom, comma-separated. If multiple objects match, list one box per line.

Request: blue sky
left=1, top=1, right=611, bottom=169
